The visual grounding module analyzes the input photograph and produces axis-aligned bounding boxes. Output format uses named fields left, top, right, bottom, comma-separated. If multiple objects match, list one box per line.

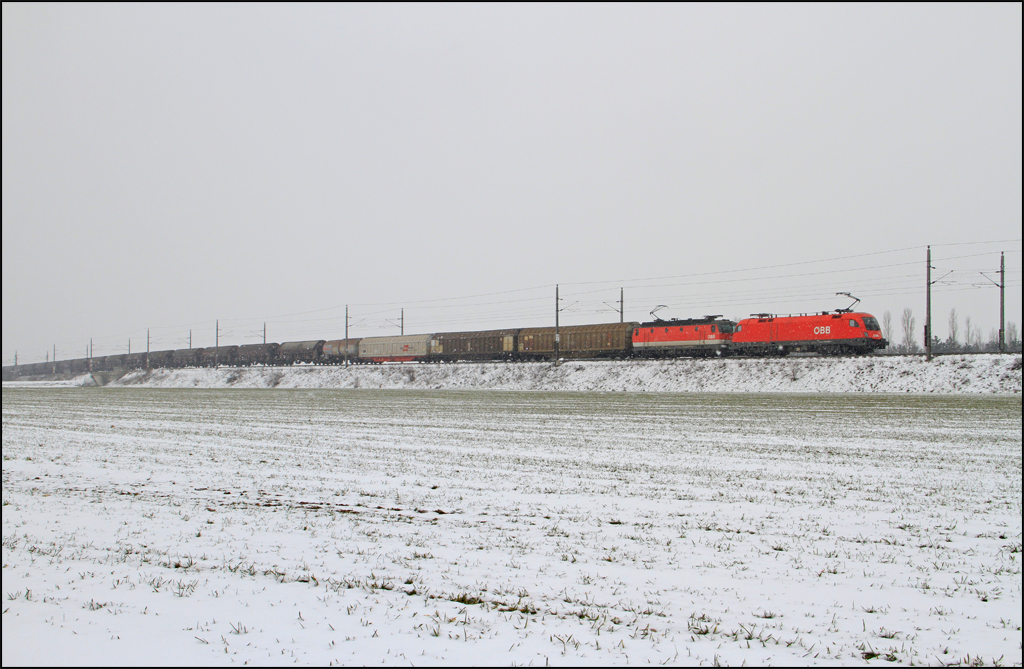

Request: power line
left=9, top=242, right=1021, bottom=364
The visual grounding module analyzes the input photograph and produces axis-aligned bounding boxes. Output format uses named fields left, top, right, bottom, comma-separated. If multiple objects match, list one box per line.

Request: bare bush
left=882, top=311, right=893, bottom=350
left=900, top=308, right=919, bottom=353
left=947, top=309, right=959, bottom=348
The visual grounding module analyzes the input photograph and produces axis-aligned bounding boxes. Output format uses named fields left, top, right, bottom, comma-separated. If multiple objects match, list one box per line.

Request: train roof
left=519, top=322, right=637, bottom=335
left=637, top=316, right=733, bottom=328
left=278, top=340, right=325, bottom=352
left=741, top=310, right=878, bottom=320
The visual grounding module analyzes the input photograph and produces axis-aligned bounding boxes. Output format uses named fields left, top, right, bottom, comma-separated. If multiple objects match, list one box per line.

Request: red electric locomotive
left=731, top=310, right=886, bottom=355
left=632, top=315, right=735, bottom=357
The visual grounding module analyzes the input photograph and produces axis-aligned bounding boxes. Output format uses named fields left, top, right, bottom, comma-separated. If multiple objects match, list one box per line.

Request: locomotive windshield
left=862, top=316, right=880, bottom=331
left=717, top=321, right=735, bottom=334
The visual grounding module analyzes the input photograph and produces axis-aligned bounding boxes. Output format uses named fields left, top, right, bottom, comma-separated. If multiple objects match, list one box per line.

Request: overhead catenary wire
left=8, top=242, right=1021, bottom=365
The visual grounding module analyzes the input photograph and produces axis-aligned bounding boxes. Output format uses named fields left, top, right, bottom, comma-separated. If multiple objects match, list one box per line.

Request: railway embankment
left=8, top=353, right=1018, bottom=394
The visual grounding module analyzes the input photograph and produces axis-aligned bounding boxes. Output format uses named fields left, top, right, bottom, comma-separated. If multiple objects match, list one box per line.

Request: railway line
left=188, top=349, right=1022, bottom=372
left=5, top=299, right=896, bottom=380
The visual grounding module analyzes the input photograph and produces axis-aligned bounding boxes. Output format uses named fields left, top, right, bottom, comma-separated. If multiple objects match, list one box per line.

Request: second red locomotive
left=731, top=311, right=885, bottom=356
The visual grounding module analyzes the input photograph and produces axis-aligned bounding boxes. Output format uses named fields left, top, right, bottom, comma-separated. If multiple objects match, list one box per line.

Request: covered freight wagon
left=430, top=329, right=518, bottom=361
left=358, top=334, right=432, bottom=362
left=518, top=322, right=636, bottom=360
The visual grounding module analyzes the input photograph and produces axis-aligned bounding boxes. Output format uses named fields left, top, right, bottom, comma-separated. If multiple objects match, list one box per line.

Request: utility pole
left=344, top=305, right=349, bottom=367
left=215, top=320, right=219, bottom=367
left=189, top=330, right=192, bottom=349
left=146, top=328, right=150, bottom=369
left=263, top=323, right=266, bottom=344
left=980, top=252, right=1008, bottom=353
left=554, top=284, right=560, bottom=364
left=1000, top=251, right=1005, bottom=352
left=925, top=246, right=932, bottom=361
left=52, top=344, right=56, bottom=374
left=401, top=308, right=404, bottom=336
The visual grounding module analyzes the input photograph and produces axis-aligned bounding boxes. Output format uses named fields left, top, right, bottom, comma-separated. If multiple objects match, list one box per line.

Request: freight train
left=3, top=300, right=888, bottom=379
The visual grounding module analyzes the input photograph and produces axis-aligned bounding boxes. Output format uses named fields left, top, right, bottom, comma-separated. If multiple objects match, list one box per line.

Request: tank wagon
left=104, top=354, right=126, bottom=371
left=14, top=362, right=44, bottom=378
left=198, top=345, right=238, bottom=367
left=276, top=340, right=325, bottom=365
left=125, top=352, right=150, bottom=370
left=87, top=356, right=109, bottom=372
left=237, top=343, right=280, bottom=366
left=147, top=350, right=174, bottom=369
left=171, top=349, right=198, bottom=368
left=322, top=339, right=361, bottom=364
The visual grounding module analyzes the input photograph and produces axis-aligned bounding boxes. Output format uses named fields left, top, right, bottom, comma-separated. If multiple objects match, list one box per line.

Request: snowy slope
left=41, top=353, right=1023, bottom=393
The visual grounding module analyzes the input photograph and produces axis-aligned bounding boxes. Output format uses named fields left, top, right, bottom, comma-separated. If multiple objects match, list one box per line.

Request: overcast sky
left=3, top=4, right=1021, bottom=363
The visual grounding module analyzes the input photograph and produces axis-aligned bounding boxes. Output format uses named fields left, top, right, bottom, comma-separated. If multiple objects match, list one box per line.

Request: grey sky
left=3, top=4, right=1021, bottom=362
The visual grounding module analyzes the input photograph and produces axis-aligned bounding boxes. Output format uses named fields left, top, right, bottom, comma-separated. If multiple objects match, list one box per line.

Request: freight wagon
left=171, top=349, right=199, bottom=368
left=198, top=345, right=238, bottom=367
left=148, top=350, right=175, bottom=369
left=276, top=341, right=325, bottom=365
left=430, top=329, right=518, bottom=362
left=518, top=323, right=637, bottom=360
left=237, top=343, right=280, bottom=366
left=322, top=339, right=360, bottom=364
left=359, top=334, right=432, bottom=362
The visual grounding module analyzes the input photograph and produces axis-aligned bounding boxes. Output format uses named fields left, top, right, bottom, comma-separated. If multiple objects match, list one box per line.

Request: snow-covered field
left=10, top=353, right=1022, bottom=394
left=2, top=388, right=1020, bottom=666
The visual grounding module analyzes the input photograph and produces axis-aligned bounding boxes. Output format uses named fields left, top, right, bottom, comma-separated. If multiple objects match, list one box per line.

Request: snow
left=2, top=386, right=1020, bottom=666
left=10, top=353, right=1020, bottom=394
